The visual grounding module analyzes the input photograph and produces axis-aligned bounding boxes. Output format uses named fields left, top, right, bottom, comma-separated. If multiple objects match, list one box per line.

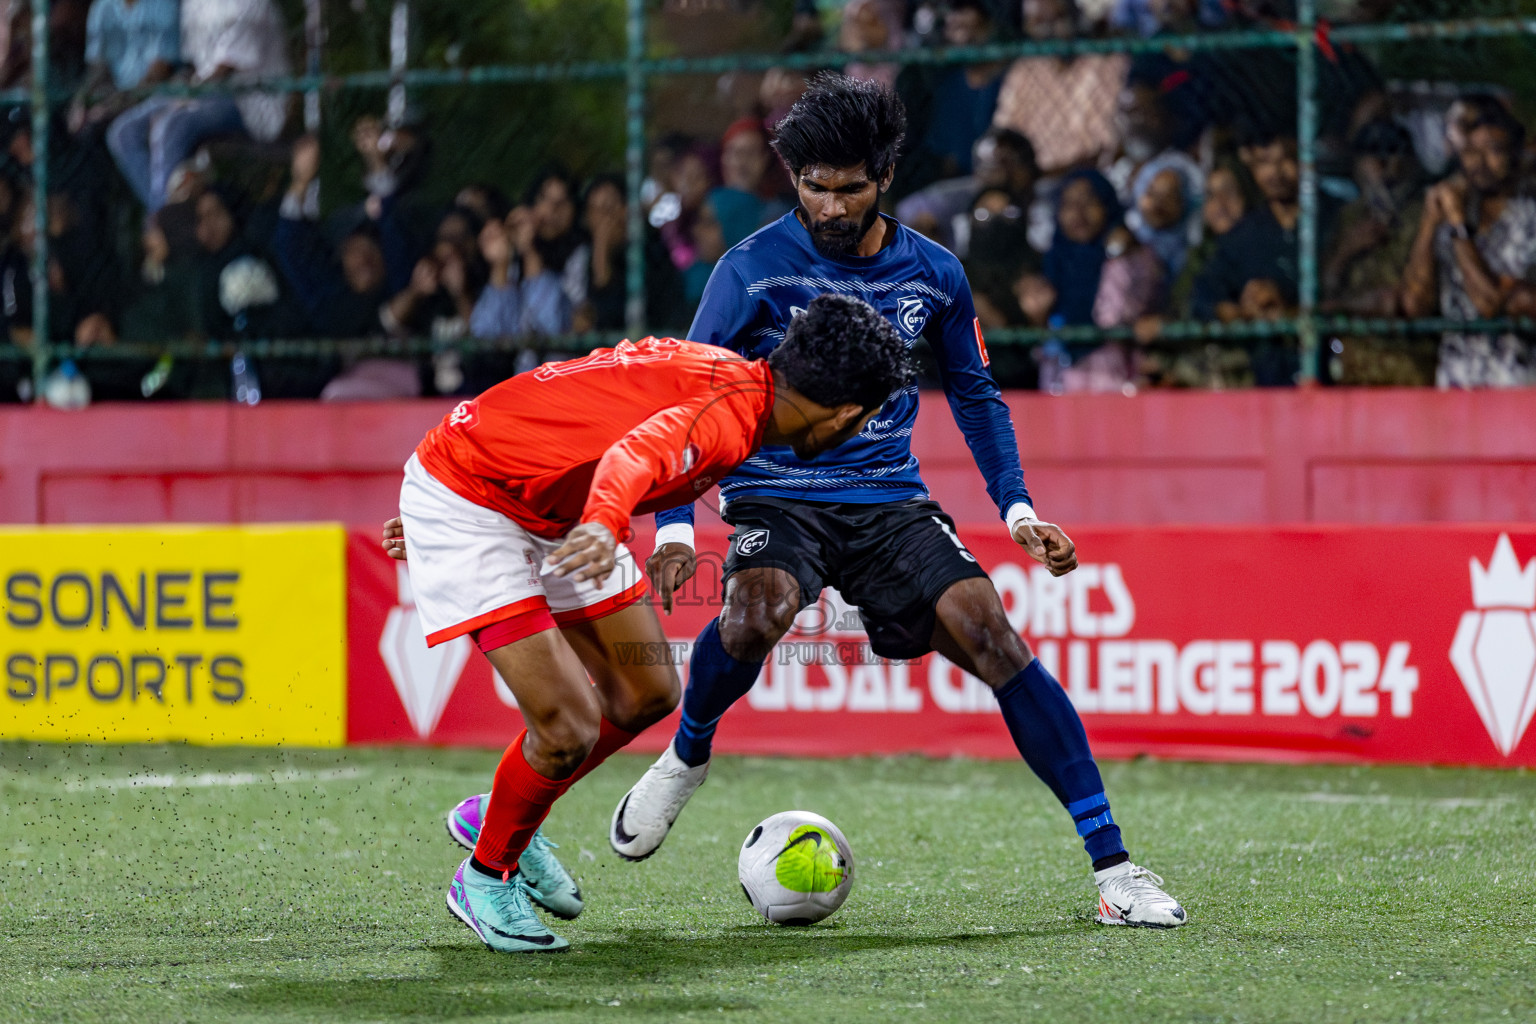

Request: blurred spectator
left=1138, top=159, right=1260, bottom=389
left=1193, top=125, right=1304, bottom=324
left=993, top=0, right=1129, bottom=175
left=760, top=67, right=810, bottom=131
left=1040, top=169, right=1123, bottom=326
left=1021, top=170, right=1162, bottom=393
left=576, top=172, right=684, bottom=333
left=1126, top=151, right=1202, bottom=276
left=0, top=0, right=89, bottom=89
left=1322, top=120, right=1435, bottom=385
left=381, top=217, right=482, bottom=345
left=840, top=0, right=907, bottom=92
left=272, top=136, right=404, bottom=340
left=120, top=208, right=193, bottom=345
left=1167, top=158, right=1257, bottom=316
left=107, top=0, right=290, bottom=211
left=711, top=117, right=788, bottom=248
left=70, top=0, right=179, bottom=142
left=902, top=127, right=1040, bottom=255
left=1402, top=106, right=1536, bottom=388
left=1191, top=124, right=1315, bottom=385
left=965, top=186, right=1037, bottom=326
left=1324, top=119, right=1424, bottom=314
left=1092, top=226, right=1163, bottom=327
left=642, top=131, right=693, bottom=218
left=1442, top=93, right=1508, bottom=179
left=13, top=189, right=122, bottom=345
left=1110, top=0, right=1226, bottom=36
left=470, top=206, right=570, bottom=341
left=897, top=0, right=1006, bottom=195
left=454, top=182, right=511, bottom=228
left=658, top=147, right=716, bottom=293
left=686, top=198, right=728, bottom=307
left=185, top=186, right=294, bottom=341
left=523, top=167, right=589, bottom=311
left=1103, top=77, right=1180, bottom=202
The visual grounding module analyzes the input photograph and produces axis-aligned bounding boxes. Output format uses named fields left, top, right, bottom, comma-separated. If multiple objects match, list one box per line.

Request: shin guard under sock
left=473, top=731, right=566, bottom=873
left=559, top=717, right=637, bottom=792
left=995, top=658, right=1128, bottom=867
left=672, top=617, right=764, bottom=766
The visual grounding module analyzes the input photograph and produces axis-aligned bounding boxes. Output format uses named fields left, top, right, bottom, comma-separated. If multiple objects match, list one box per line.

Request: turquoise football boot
left=446, top=795, right=584, bottom=919
left=446, top=857, right=568, bottom=953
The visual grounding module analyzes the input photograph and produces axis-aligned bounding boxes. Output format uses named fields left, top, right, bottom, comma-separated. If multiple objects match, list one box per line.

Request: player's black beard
left=801, top=201, right=880, bottom=258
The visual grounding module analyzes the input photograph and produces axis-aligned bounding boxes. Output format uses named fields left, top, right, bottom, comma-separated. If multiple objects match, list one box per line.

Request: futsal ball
left=737, top=810, right=855, bottom=925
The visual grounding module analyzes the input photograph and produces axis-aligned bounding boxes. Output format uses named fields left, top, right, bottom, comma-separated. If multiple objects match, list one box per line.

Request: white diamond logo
left=1449, top=535, right=1536, bottom=756
left=378, top=564, right=471, bottom=738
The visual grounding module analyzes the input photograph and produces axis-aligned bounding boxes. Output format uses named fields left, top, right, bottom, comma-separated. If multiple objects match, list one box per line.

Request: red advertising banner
left=346, top=526, right=1536, bottom=767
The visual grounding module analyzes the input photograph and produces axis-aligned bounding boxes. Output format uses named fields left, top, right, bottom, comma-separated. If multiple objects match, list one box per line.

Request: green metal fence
left=7, top=2, right=1536, bottom=396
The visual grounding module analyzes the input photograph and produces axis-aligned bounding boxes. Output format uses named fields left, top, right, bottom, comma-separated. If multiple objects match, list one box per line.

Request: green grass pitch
left=2, top=742, right=1533, bottom=1023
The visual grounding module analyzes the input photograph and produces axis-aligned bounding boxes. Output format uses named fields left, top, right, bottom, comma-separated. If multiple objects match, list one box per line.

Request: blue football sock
left=995, top=658, right=1127, bottom=867
left=672, top=618, right=764, bottom=767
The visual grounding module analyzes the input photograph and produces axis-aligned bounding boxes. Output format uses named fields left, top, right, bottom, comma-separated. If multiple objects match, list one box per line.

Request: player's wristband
left=1005, top=502, right=1039, bottom=535
left=654, top=523, right=695, bottom=551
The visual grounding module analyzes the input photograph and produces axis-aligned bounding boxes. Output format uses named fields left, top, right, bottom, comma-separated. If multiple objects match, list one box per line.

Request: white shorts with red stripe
left=399, top=454, right=647, bottom=648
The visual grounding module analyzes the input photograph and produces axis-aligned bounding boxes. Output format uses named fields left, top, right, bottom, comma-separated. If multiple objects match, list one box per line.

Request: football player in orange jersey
left=383, top=294, right=912, bottom=952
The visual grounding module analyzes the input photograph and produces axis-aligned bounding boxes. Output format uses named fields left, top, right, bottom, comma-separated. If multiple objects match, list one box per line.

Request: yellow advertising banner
left=1, top=525, right=346, bottom=746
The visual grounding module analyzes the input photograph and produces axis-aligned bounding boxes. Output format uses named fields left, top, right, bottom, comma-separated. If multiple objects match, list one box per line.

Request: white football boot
left=1094, top=862, right=1189, bottom=928
left=609, top=741, right=710, bottom=861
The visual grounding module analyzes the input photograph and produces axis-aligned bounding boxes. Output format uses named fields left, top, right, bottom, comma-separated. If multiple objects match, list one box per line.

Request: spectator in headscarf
left=1126, top=151, right=1203, bottom=277
left=1042, top=168, right=1123, bottom=326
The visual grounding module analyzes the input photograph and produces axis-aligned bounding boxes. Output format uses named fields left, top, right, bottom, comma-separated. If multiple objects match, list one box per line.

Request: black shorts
left=720, top=495, right=990, bottom=660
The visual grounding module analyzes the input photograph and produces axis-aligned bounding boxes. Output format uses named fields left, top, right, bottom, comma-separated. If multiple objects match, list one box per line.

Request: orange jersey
left=415, top=337, right=775, bottom=540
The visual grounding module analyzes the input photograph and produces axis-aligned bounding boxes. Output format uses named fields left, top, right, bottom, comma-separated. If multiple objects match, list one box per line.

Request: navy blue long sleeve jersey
left=656, top=212, right=1031, bottom=531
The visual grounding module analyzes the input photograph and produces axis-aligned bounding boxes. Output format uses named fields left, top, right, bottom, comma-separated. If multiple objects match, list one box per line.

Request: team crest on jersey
left=897, top=296, right=929, bottom=336
left=735, top=528, right=771, bottom=557
left=447, top=400, right=478, bottom=429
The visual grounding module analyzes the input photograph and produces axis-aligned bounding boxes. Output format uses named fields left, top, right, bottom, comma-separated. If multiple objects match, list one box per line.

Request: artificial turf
left=1, top=741, right=1533, bottom=1023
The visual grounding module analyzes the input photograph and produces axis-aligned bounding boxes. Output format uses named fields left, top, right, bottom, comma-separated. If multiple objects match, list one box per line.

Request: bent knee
left=942, top=605, right=1031, bottom=686
left=606, top=667, right=680, bottom=732
left=718, top=602, right=796, bottom=662
left=528, top=708, right=601, bottom=777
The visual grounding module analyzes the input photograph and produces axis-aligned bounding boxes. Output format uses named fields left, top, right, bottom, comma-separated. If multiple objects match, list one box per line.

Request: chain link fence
left=2, top=0, right=1534, bottom=402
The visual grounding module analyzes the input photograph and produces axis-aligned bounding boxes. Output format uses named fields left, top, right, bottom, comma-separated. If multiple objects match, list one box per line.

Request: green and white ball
left=737, top=810, right=855, bottom=925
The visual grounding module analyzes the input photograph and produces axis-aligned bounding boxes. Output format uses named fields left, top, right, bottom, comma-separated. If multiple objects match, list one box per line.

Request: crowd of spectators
left=0, top=0, right=1533, bottom=403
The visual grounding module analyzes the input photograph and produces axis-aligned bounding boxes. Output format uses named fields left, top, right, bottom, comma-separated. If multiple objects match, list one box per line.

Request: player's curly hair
left=768, top=294, right=915, bottom=411
left=771, top=72, right=907, bottom=183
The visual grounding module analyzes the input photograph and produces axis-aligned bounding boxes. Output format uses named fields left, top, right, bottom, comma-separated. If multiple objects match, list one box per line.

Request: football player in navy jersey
left=447, top=73, right=1186, bottom=928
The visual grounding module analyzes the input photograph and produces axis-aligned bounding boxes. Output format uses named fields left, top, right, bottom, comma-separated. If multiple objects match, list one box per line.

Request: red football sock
left=473, top=731, right=567, bottom=873
left=559, top=717, right=638, bottom=793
